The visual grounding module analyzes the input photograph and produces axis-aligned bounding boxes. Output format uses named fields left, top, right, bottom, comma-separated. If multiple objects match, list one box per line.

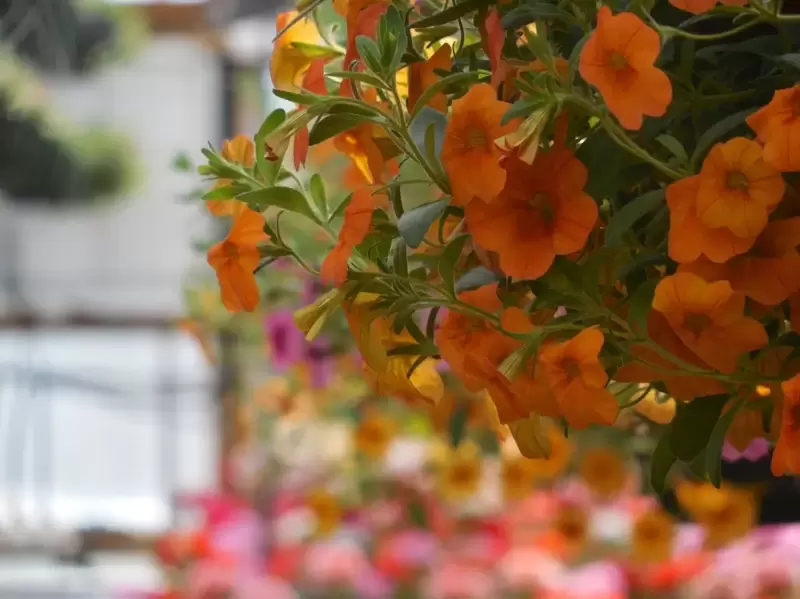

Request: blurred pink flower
left=503, top=491, right=559, bottom=536
left=426, top=560, right=496, bottom=599
left=539, top=561, right=627, bottom=599
left=237, top=575, right=298, bottom=599
left=722, top=438, right=770, bottom=462
left=304, top=540, right=370, bottom=588
left=498, top=547, right=563, bottom=590
left=187, top=559, right=236, bottom=598
left=264, top=311, right=305, bottom=371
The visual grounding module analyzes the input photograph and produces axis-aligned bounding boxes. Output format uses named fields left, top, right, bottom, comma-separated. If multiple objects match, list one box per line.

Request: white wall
left=1, top=36, right=221, bottom=318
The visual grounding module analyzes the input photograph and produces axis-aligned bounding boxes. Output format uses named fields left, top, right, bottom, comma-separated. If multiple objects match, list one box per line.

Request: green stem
left=660, top=17, right=762, bottom=41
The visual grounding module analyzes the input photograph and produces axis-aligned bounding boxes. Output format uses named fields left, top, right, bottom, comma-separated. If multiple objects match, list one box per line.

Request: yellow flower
left=438, top=442, right=482, bottom=502
left=631, top=508, right=674, bottom=564
left=515, top=423, right=573, bottom=483
left=306, top=489, right=342, bottom=537
left=501, top=456, right=536, bottom=502
left=353, top=409, right=396, bottom=460
left=579, top=447, right=627, bottom=500
left=270, top=11, right=319, bottom=91
left=293, top=289, right=344, bottom=340
left=509, top=413, right=552, bottom=459
left=676, top=481, right=756, bottom=549
left=634, top=389, right=677, bottom=425
left=345, top=294, right=444, bottom=405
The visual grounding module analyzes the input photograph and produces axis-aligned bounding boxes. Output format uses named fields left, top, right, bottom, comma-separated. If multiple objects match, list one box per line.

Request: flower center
left=528, top=192, right=554, bottom=223
left=451, top=463, right=476, bottom=484
left=222, top=241, right=239, bottom=259
left=608, top=52, right=627, bottom=70
left=465, top=127, right=488, bottom=149
left=562, top=358, right=581, bottom=380
left=683, top=312, right=711, bottom=336
left=726, top=170, right=749, bottom=191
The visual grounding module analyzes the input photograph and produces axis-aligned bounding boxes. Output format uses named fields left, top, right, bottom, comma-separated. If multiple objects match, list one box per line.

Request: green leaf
left=411, top=0, right=491, bottom=29
left=449, top=402, right=469, bottom=447
left=605, top=189, right=665, bottom=248
left=656, top=134, right=689, bottom=166
left=669, top=394, right=729, bottom=461
left=254, top=109, right=286, bottom=184
left=326, top=70, right=392, bottom=90
left=439, top=235, right=469, bottom=297
left=390, top=238, right=409, bottom=276
left=780, top=53, right=800, bottom=69
left=329, top=192, right=353, bottom=222
left=408, top=500, right=429, bottom=528
left=397, top=199, right=449, bottom=248
left=380, top=5, right=409, bottom=74
left=272, top=88, right=322, bottom=105
left=627, top=278, right=657, bottom=337
left=567, top=32, right=591, bottom=86
left=410, top=107, right=447, bottom=158
left=577, top=130, right=626, bottom=200
left=356, top=35, right=383, bottom=73
left=238, top=188, right=320, bottom=224
left=705, top=394, right=747, bottom=487
left=618, top=252, right=668, bottom=281
left=289, top=42, right=343, bottom=59
left=256, top=109, right=287, bottom=140
left=650, top=432, right=676, bottom=496
left=410, top=71, right=484, bottom=119
left=309, top=174, right=328, bottom=220
left=456, top=267, right=500, bottom=292
left=501, top=3, right=576, bottom=30
left=309, top=114, right=367, bottom=145
left=690, top=108, right=755, bottom=168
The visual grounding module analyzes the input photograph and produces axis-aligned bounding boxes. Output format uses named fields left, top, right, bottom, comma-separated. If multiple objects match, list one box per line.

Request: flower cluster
left=197, top=0, right=800, bottom=485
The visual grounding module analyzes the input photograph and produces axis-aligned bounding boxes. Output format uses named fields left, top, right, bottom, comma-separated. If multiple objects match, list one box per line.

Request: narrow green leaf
left=238, top=188, right=319, bottom=224
left=309, top=174, right=327, bottom=220
left=690, top=108, right=754, bottom=168
left=254, top=109, right=286, bottom=184
left=656, top=134, right=689, bottom=165
left=397, top=199, right=449, bottom=248
left=567, top=32, right=591, bottom=86
left=669, top=394, right=729, bottom=461
left=288, top=42, right=343, bottom=59
left=650, top=432, right=676, bottom=496
left=605, top=189, right=665, bottom=248
left=439, top=234, right=469, bottom=297
left=501, top=3, right=576, bottom=30
left=356, top=35, right=383, bottom=73
left=272, top=89, right=322, bottom=105
left=411, top=0, right=491, bottom=29
left=627, top=278, right=657, bottom=337
left=329, top=193, right=353, bottom=222
left=391, top=238, right=409, bottom=276
left=705, top=394, right=747, bottom=487
left=326, top=70, right=392, bottom=90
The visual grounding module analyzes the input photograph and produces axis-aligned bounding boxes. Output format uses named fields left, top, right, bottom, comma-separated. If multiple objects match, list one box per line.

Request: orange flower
left=207, top=202, right=269, bottom=312
left=208, top=134, right=256, bottom=216
left=270, top=11, right=319, bottom=91
left=670, top=0, right=747, bottom=15
left=441, top=83, right=518, bottom=206
left=321, top=188, right=377, bottom=285
left=294, top=59, right=327, bottom=170
left=334, top=122, right=390, bottom=184
left=666, top=175, right=758, bottom=264
left=465, top=145, right=598, bottom=280
left=614, top=308, right=727, bottom=401
left=478, top=8, right=505, bottom=88
left=537, top=327, right=619, bottom=429
left=695, top=137, right=785, bottom=239
left=676, top=217, right=800, bottom=306
left=652, top=272, right=767, bottom=374
left=747, top=85, right=800, bottom=173
left=772, top=373, right=800, bottom=476
left=408, top=44, right=452, bottom=113
left=436, top=284, right=509, bottom=391
left=340, top=2, right=389, bottom=96
left=579, top=7, right=671, bottom=130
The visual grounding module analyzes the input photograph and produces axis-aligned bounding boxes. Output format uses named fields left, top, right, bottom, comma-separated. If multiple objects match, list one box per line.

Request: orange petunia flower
left=651, top=272, right=767, bottom=374
left=676, top=217, right=800, bottom=306
left=441, top=83, right=518, bottom=206
left=537, top=327, right=619, bottom=429
left=772, top=373, right=800, bottom=475
left=208, top=134, right=255, bottom=216
left=747, top=85, right=800, bottom=173
left=321, top=188, right=377, bottom=285
left=334, top=122, right=390, bottom=184
left=465, top=145, right=598, bottom=280
left=670, top=0, right=747, bottom=15
left=614, top=309, right=727, bottom=401
left=666, top=175, right=758, bottom=264
left=340, top=2, right=389, bottom=96
left=436, top=283, right=510, bottom=391
left=695, top=137, right=785, bottom=239
left=207, top=202, right=269, bottom=312
left=270, top=11, right=319, bottom=91
left=579, top=7, right=671, bottom=131
left=408, top=44, right=452, bottom=113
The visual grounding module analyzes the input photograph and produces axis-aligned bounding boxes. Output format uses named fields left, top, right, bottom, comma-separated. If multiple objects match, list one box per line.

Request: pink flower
left=722, top=438, right=770, bottom=462
left=237, top=576, right=298, bottom=599
left=498, top=547, right=563, bottom=590
left=426, top=560, right=495, bottom=599
left=304, top=540, right=370, bottom=588
left=539, top=561, right=627, bottom=599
